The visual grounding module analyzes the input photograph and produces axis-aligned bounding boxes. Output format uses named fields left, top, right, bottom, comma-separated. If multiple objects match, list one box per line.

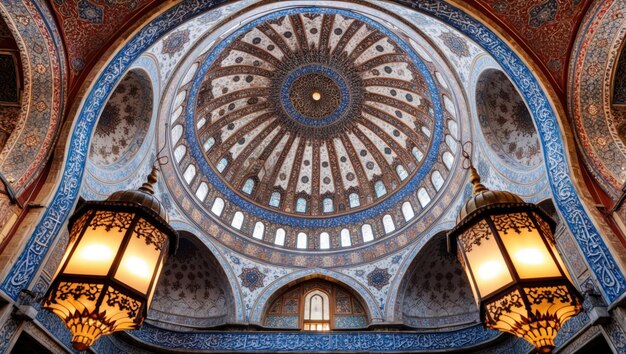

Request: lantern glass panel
left=494, top=214, right=561, bottom=279
left=64, top=220, right=127, bottom=276
left=114, top=226, right=162, bottom=294
left=459, top=221, right=513, bottom=297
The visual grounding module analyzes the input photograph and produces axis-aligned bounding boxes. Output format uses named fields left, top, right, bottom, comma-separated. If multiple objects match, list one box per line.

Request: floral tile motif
left=528, top=0, right=558, bottom=28
left=439, top=31, right=469, bottom=57
left=78, top=0, right=104, bottom=24
left=161, top=29, right=190, bottom=57
left=239, top=267, right=266, bottom=291
left=367, top=267, right=391, bottom=290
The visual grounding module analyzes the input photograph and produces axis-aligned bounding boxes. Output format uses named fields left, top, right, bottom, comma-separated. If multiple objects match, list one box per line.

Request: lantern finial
left=469, top=166, right=488, bottom=194
left=138, top=166, right=159, bottom=195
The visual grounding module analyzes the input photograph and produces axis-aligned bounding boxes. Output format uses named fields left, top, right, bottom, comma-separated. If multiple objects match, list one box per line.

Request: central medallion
left=289, top=73, right=340, bottom=119
left=281, top=65, right=349, bottom=126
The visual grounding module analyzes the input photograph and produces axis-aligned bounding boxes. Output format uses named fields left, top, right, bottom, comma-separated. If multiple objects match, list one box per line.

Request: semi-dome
left=165, top=3, right=466, bottom=265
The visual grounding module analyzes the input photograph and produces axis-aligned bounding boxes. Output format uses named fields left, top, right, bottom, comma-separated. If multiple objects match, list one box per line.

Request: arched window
left=232, top=211, right=244, bottom=230
left=216, top=157, right=228, bottom=172
left=349, top=193, right=360, bottom=208
left=319, top=232, right=330, bottom=250
left=443, top=152, right=454, bottom=170
left=183, top=164, right=196, bottom=184
left=383, top=215, right=395, bottom=234
left=412, top=146, right=423, bottom=161
left=242, top=178, right=255, bottom=195
left=303, top=290, right=330, bottom=331
left=341, top=229, right=351, bottom=247
left=252, top=222, right=264, bottom=240
left=296, top=198, right=307, bottom=213
left=196, top=182, right=208, bottom=201
left=421, top=126, right=431, bottom=137
left=297, top=233, right=308, bottom=249
left=211, top=197, right=224, bottom=216
left=174, top=145, right=186, bottom=163
left=362, top=224, right=374, bottom=243
left=204, top=137, right=215, bottom=151
left=431, top=171, right=444, bottom=191
left=172, top=125, right=183, bottom=145
left=418, top=188, right=431, bottom=208
left=402, top=202, right=415, bottom=221
left=448, top=120, right=459, bottom=139
left=323, top=197, right=334, bottom=213
left=374, top=181, right=386, bottom=198
left=396, top=165, right=409, bottom=180
left=269, top=192, right=281, bottom=207
left=275, top=228, right=286, bottom=246
left=446, top=134, right=457, bottom=151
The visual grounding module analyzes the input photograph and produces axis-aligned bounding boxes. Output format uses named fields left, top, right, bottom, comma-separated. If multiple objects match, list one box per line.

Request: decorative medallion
left=239, top=267, right=266, bottom=291
left=367, top=267, right=391, bottom=290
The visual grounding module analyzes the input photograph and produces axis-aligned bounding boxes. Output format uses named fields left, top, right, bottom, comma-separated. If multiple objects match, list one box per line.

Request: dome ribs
left=288, top=14, right=307, bottom=53
left=364, top=91, right=424, bottom=123
left=325, top=140, right=348, bottom=209
left=206, top=65, right=273, bottom=80
left=224, top=120, right=281, bottom=185
left=338, top=133, right=375, bottom=199
left=332, top=20, right=362, bottom=56
left=351, top=126, right=401, bottom=187
left=318, top=14, right=334, bottom=54
left=362, top=77, right=427, bottom=96
left=211, top=111, right=275, bottom=162
left=356, top=54, right=407, bottom=73
left=198, top=101, right=270, bottom=138
left=349, top=31, right=385, bottom=62
left=228, top=41, right=281, bottom=68
left=283, top=138, right=308, bottom=214
left=196, top=87, right=268, bottom=113
left=357, top=117, right=415, bottom=171
left=361, top=104, right=425, bottom=150
left=257, top=23, right=293, bottom=57
left=251, top=127, right=289, bottom=202
left=310, top=139, right=322, bottom=213
left=261, top=133, right=296, bottom=202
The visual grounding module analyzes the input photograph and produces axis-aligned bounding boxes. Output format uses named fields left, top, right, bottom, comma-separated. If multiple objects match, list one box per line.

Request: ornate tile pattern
left=89, top=70, right=152, bottom=166
left=367, top=267, right=391, bottom=290
left=476, top=70, right=542, bottom=168
left=0, top=0, right=67, bottom=192
left=239, top=267, right=266, bottom=291
left=470, top=0, right=590, bottom=88
left=401, top=236, right=477, bottom=328
left=569, top=0, right=626, bottom=196
left=149, top=238, right=233, bottom=328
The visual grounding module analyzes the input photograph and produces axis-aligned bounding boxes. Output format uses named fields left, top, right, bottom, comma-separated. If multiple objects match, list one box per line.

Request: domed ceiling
left=165, top=4, right=465, bottom=265
left=193, top=11, right=435, bottom=217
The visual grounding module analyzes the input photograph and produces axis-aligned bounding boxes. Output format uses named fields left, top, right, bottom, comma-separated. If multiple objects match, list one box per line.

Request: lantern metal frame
left=42, top=168, right=178, bottom=351
left=447, top=162, right=583, bottom=353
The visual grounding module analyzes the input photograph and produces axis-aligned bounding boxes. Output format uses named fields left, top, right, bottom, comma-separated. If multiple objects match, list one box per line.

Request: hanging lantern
left=42, top=167, right=178, bottom=351
left=448, top=167, right=582, bottom=353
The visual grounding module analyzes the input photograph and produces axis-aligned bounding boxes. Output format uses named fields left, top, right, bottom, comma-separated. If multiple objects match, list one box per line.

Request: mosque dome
left=166, top=4, right=464, bottom=266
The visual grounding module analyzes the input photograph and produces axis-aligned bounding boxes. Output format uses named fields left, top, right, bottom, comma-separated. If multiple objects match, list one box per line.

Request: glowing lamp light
left=312, top=91, right=322, bottom=101
left=448, top=167, right=582, bottom=353
left=42, top=167, right=178, bottom=351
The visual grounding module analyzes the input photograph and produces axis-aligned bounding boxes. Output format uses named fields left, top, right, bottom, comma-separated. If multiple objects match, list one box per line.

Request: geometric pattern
left=367, top=267, right=391, bottom=290
left=239, top=267, right=266, bottom=291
